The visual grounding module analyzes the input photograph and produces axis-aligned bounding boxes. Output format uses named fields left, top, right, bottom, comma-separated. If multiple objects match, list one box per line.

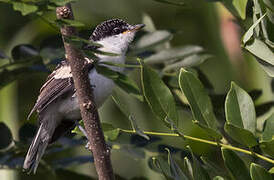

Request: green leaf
left=261, top=114, right=274, bottom=142
left=201, top=156, right=227, bottom=178
left=222, top=148, right=251, bottom=180
left=242, top=13, right=267, bottom=44
left=259, top=114, right=274, bottom=157
left=222, top=0, right=248, bottom=19
left=148, top=156, right=173, bottom=179
left=245, top=39, right=274, bottom=65
left=64, top=35, right=102, bottom=49
left=213, top=177, right=225, bottom=180
left=187, top=146, right=210, bottom=180
left=165, top=148, right=189, bottom=180
left=269, top=167, right=274, bottom=174
left=72, top=121, right=120, bottom=141
left=163, top=54, right=213, bottom=72
left=224, top=123, right=258, bottom=147
left=12, top=2, right=38, bottom=16
left=138, top=59, right=178, bottom=127
left=0, top=123, right=13, bottom=150
left=142, top=13, right=157, bottom=32
left=259, top=141, right=274, bottom=158
left=112, top=89, right=148, bottom=140
left=111, top=89, right=131, bottom=117
left=95, top=64, right=143, bottom=101
left=245, top=38, right=274, bottom=77
left=101, top=123, right=120, bottom=141
left=183, top=157, right=193, bottom=179
left=232, top=0, right=248, bottom=19
left=129, top=115, right=150, bottom=140
left=179, top=68, right=221, bottom=139
left=49, top=0, right=76, bottom=6
left=256, top=59, right=274, bottom=77
left=131, top=30, right=173, bottom=54
left=145, top=45, right=204, bottom=65
left=153, top=0, right=185, bottom=6
left=55, top=19, right=85, bottom=27
left=224, top=83, right=259, bottom=146
left=250, top=163, right=273, bottom=180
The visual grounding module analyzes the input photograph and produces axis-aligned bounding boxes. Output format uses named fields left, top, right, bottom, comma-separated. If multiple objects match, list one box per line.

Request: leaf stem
left=119, top=129, right=274, bottom=164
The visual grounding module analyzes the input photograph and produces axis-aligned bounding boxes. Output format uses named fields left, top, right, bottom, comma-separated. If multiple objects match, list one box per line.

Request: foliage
left=0, top=0, right=274, bottom=179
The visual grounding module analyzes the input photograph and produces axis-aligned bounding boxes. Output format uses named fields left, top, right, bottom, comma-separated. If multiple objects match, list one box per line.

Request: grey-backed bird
left=23, top=19, right=145, bottom=173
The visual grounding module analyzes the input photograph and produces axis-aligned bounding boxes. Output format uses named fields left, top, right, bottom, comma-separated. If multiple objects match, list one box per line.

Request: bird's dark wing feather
left=28, top=61, right=74, bottom=119
left=28, top=58, right=95, bottom=120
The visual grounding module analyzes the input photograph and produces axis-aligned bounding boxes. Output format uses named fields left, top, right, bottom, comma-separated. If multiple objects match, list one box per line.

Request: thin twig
left=56, top=3, right=114, bottom=180
left=120, top=129, right=274, bottom=164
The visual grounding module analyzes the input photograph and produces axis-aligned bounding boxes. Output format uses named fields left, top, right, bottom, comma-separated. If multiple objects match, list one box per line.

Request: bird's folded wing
left=28, top=61, right=74, bottom=119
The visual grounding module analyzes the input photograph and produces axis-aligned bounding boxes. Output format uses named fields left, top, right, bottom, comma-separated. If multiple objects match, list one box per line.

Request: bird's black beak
left=124, top=24, right=145, bottom=34
left=131, top=24, right=145, bottom=31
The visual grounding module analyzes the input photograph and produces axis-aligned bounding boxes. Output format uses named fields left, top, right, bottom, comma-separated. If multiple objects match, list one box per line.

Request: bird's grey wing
left=27, top=61, right=74, bottom=119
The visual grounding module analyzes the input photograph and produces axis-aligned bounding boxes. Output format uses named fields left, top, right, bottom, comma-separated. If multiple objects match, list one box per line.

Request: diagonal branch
left=56, top=4, right=114, bottom=180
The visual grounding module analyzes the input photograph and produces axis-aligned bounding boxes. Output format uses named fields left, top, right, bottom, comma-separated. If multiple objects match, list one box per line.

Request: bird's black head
left=90, top=19, right=144, bottom=41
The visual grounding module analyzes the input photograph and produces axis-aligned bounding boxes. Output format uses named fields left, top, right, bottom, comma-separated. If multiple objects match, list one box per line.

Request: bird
left=23, top=19, right=145, bottom=173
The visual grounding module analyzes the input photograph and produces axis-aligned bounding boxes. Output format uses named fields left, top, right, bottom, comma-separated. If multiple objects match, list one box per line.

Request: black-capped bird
left=23, top=19, right=144, bottom=173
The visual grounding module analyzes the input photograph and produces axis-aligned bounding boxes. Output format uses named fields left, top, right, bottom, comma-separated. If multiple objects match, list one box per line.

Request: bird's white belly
left=58, top=69, right=115, bottom=120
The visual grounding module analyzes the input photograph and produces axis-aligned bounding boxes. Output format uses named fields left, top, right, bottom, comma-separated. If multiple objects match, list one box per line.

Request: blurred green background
left=0, top=0, right=273, bottom=179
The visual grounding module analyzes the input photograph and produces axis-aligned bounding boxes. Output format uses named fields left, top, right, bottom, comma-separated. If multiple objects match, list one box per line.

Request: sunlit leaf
left=163, top=54, right=212, bottom=72
left=12, top=2, right=38, bottom=16
left=213, top=176, right=225, bottom=180
left=142, top=13, right=157, bottom=32
left=101, top=123, right=120, bottom=141
left=224, top=82, right=257, bottom=146
left=145, top=45, right=203, bottom=64
left=242, top=13, right=267, bottom=44
left=132, top=30, right=173, bottom=54
left=245, top=38, right=274, bottom=77
left=222, top=0, right=248, bottom=19
left=225, top=82, right=256, bottom=133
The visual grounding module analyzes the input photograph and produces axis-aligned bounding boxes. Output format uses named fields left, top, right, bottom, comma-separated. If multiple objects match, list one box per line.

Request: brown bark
left=56, top=4, right=114, bottom=180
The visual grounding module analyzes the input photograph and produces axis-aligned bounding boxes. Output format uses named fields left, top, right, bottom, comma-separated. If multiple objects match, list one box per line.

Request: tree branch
left=56, top=4, right=114, bottom=180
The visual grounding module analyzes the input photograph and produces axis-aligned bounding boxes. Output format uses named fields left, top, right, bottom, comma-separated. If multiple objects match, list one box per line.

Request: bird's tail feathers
left=23, top=123, right=50, bottom=174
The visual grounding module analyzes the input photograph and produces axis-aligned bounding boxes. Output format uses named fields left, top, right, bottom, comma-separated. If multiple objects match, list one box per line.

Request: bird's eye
left=112, top=27, right=121, bottom=34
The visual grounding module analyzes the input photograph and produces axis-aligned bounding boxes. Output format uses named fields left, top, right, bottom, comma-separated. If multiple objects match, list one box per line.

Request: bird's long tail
left=23, top=123, right=51, bottom=174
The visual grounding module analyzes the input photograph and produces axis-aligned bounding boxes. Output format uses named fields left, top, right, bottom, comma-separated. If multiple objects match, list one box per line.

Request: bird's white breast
left=59, top=55, right=125, bottom=120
